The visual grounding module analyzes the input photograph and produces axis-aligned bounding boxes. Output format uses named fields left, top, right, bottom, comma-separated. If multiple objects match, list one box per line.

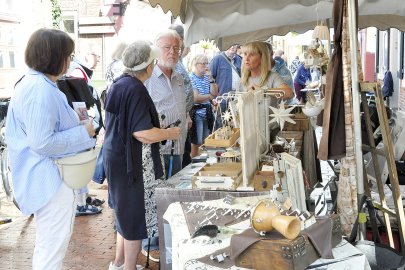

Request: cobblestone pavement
left=0, top=182, right=159, bottom=270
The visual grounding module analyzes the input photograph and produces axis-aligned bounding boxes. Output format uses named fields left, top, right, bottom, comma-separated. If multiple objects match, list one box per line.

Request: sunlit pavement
left=0, top=182, right=159, bottom=270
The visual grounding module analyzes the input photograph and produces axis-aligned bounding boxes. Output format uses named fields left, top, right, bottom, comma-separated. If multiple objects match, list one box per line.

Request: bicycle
left=0, top=97, right=19, bottom=210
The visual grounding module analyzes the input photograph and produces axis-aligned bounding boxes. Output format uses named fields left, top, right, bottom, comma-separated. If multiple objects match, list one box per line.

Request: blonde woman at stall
left=238, top=41, right=293, bottom=100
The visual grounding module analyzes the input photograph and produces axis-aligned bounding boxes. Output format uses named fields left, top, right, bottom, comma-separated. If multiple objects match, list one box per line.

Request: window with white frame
left=9, top=51, right=14, bottom=68
left=61, top=11, right=78, bottom=42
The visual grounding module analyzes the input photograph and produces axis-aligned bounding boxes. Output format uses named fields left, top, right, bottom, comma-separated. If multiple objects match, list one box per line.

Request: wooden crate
left=283, top=118, right=309, bottom=131
left=192, top=162, right=242, bottom=190
left=204, top=128, right=240, bottom=147
left=235, top=233, right=319, bottom=270
left=253, top=170, right=275, bottom=191
left=279, top=130, right=304, bottom=156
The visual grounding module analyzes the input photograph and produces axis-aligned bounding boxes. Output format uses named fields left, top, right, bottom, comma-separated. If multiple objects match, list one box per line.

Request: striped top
left=6, top=69, right=96, bottom=215
left=145, top=66, right=187, bottom=155
left=175, top=60, right=194, bottom=113
left=189, top=72, right=210, bottom=117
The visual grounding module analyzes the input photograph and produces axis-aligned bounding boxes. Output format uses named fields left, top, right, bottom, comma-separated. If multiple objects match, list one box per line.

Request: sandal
left=75, top=204, right=102, bottom=217
left=86, top=196, right=105, bottom=207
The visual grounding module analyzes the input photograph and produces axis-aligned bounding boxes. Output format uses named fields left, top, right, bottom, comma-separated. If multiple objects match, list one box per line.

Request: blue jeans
left=194, top=114, right=210, bottom=145
left=142, top=154, right=182, bottom=251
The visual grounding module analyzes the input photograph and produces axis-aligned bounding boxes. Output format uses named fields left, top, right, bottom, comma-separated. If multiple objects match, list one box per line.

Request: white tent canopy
left=148, top=0, right=405, bottom=49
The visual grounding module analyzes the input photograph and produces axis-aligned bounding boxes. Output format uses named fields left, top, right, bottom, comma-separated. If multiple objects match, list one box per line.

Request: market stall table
left=163, top=197, right=371, bottom=270
left=156, top=163, right=269, bottom=270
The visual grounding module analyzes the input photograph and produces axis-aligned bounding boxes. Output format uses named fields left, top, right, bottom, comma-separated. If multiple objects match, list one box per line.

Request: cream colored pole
left=347, top=0, right=366, bottom=239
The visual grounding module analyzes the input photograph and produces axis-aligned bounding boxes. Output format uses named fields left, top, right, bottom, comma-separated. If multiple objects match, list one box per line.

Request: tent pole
left=347, top=0, right=366, bottom=239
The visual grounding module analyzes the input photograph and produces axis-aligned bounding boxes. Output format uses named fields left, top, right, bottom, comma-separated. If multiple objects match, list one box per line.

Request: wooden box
left=279, top=130, right=304, bottom=157
left=279, top=131, right=304, bottom=145
left=204, top=128, right=240, bottom=147
left=192, top=162, right=242, bottom=190
left=253, top=170, right=274, bottom=191
left=283, top=108, right=310, bottom=131
left=235, top=233, right=319, bottom=270
left=284, top=118, right=309, bottom=131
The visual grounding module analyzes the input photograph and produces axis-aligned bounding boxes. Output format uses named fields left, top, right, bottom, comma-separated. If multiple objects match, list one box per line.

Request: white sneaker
left=108, top=262, right=143, bottom=270
left=108, top=262, right=124, bottom=270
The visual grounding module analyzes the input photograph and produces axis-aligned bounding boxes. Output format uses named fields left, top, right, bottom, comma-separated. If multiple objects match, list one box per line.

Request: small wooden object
left=253, top=170, right=275, bottom=191
left=192, top=162, right=242, bottom=190
left=204, top=128, right=240, bottom=147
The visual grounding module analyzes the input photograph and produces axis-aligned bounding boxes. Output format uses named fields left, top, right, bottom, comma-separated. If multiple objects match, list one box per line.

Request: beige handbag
left=56, top=147, right=100, bottom=189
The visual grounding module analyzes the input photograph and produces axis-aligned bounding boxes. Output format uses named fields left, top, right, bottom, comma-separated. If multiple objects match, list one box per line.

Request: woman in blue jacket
left=294, top=62, right=312, bottom=103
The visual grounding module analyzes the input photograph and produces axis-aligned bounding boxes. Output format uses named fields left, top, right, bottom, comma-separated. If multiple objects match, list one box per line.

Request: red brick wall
left=60, top=0, right=102, bottom=17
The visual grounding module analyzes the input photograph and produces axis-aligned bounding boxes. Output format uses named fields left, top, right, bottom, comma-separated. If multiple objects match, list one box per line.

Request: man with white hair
left=143, top=29, right=188, bottom=263
left=169, top=24, right=194, bottom=167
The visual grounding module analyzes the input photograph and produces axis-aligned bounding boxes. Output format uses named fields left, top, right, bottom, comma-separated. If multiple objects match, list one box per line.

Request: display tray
left=192, top=162, right=242, bottom=190
left=204, top=128, right=240, bottom=147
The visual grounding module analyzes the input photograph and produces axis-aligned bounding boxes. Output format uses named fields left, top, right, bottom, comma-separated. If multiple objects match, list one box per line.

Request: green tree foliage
left=50, top=0, right=61, bottom=29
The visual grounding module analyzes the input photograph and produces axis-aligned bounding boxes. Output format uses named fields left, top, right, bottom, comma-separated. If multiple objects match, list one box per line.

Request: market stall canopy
left=148, top=0, right=405, bottom=49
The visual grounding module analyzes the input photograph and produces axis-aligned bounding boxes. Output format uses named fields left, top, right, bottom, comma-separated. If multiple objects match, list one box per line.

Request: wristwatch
left=210, top=79, right=216, bottom=84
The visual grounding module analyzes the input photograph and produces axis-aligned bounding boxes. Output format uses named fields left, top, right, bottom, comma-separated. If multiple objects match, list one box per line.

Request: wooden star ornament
left=221, top=110, right=233, bottom=124
left=269, top=101, right=296, bottom=130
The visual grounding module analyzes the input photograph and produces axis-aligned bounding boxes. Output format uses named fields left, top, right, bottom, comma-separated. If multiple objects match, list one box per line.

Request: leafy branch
left=50, top=0, right=61, bottom=29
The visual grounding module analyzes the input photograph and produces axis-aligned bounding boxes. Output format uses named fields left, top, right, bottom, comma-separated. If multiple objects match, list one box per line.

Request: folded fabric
left=302, top=216, right=334, bottom=259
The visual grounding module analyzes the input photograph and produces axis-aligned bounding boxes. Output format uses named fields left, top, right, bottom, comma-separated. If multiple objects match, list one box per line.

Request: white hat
left=128, top=45, right=161, bottom=71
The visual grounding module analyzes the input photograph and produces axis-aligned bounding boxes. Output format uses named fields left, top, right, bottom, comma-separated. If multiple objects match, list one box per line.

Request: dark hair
left=25, top=28, right=75, bottom=76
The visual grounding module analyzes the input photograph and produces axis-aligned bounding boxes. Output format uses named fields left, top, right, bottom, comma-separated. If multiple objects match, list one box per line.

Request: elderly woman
left=189, top=54, right=218, bottom=157
left=104, top=40, right=180, bottom=270
left=106, top=41, right=128, bottom=86
left=238, top=41, right=293, bottom=100
left=6, top=28, right=96, bottom=269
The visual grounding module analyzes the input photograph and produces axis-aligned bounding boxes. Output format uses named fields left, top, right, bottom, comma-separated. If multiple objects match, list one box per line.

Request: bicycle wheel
left=1, top=148, right=19, bottom=209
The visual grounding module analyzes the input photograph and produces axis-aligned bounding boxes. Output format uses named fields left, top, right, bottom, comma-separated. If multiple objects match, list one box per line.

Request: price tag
left=358, top=212, right=367, bottom=223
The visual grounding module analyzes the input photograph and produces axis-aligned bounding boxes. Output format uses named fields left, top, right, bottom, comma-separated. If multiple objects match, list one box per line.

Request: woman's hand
left=247, top=84, right=258, bottom=92
left=166, top=127, right=181, bottom=140
left=84, top=121, right=96, bottom=137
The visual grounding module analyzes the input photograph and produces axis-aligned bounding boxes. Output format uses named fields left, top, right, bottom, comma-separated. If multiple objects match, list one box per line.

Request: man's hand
left=166, top=127, right=181, bottom=140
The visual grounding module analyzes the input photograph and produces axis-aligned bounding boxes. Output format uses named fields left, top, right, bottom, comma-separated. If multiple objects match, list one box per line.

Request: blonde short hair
left=111, top=41, right=128, bottom=60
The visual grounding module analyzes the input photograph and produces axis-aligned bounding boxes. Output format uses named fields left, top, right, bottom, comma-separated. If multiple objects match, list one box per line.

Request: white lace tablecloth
left=163, top=196, right=371, bottom=270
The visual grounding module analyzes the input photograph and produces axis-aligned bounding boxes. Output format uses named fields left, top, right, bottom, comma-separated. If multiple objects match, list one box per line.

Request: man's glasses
left=197, top=62, right=209, bottom=65
left=160, top=45, right=180, bottom=53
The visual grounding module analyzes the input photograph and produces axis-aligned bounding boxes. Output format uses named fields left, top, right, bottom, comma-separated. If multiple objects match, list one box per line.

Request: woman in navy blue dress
left=103, top=41, right=180, bottom=270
